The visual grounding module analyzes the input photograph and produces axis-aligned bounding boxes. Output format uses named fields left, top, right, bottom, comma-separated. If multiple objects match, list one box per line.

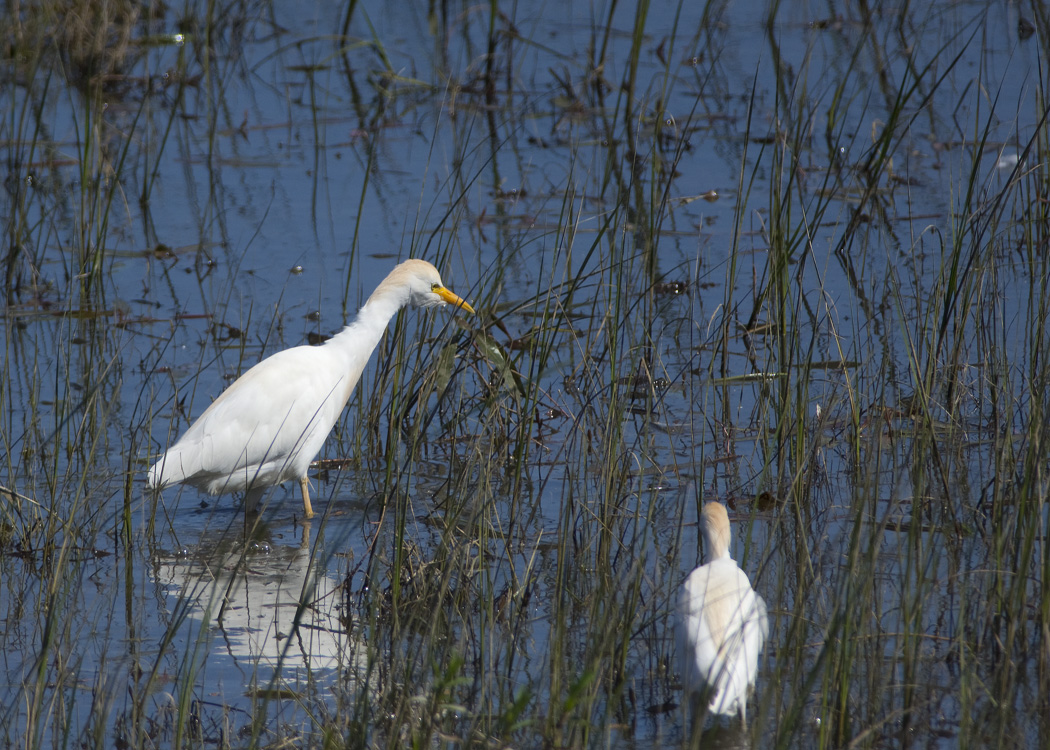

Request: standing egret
left=147, top=259, right=475, bottom=518
left=675, top=502, right=768, bottom=723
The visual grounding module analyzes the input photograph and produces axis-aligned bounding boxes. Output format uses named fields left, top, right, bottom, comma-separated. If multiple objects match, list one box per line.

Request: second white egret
left=675, top=502, right=768, bottom=722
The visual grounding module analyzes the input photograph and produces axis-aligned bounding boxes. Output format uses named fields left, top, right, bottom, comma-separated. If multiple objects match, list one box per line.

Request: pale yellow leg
left=299, top=476, right=314, bottom=518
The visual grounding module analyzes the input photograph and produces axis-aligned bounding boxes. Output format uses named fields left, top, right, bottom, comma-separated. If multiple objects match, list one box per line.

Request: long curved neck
left=703, top=528, right=731, bottom=563
left=365, top=268, right=415, bottom=312
left=322, top=264, right=421, bottom=387
left=327, top=290, right=409, bottom=364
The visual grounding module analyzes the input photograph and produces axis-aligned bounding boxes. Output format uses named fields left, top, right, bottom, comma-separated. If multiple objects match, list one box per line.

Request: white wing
left=149, top=344, right=357, bottom=493
left=676, top=559, right=766, bottom=719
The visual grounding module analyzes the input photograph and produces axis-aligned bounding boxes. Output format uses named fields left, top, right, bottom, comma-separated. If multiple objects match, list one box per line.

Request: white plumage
left=147, top=259, right=474, bottom=518
left=675, top=502, right=768, bottom=722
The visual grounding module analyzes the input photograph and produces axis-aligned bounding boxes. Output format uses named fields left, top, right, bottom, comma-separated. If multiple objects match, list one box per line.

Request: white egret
left=675, top=502, right=768, bottom=722
left=148, top=259, right=475, bottom=518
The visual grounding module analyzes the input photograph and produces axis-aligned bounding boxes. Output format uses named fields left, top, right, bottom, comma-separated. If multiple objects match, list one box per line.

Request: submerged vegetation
left=1, top=0, right=1049, bottom=748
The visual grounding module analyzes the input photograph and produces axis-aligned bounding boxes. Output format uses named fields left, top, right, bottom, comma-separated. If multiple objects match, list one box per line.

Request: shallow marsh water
left=1, top=0, right=1048, bottom=748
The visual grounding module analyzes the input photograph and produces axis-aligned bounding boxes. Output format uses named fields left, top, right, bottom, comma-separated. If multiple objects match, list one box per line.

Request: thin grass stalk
left=3, top=63, right=54, bottom=301
left=139, top=39, right=191, bottom=233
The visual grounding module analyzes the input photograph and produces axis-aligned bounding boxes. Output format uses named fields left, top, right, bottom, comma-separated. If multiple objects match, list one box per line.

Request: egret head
left=700, top=502, right=732, bottom=561
left=379, top=259, right=476, bottom=313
